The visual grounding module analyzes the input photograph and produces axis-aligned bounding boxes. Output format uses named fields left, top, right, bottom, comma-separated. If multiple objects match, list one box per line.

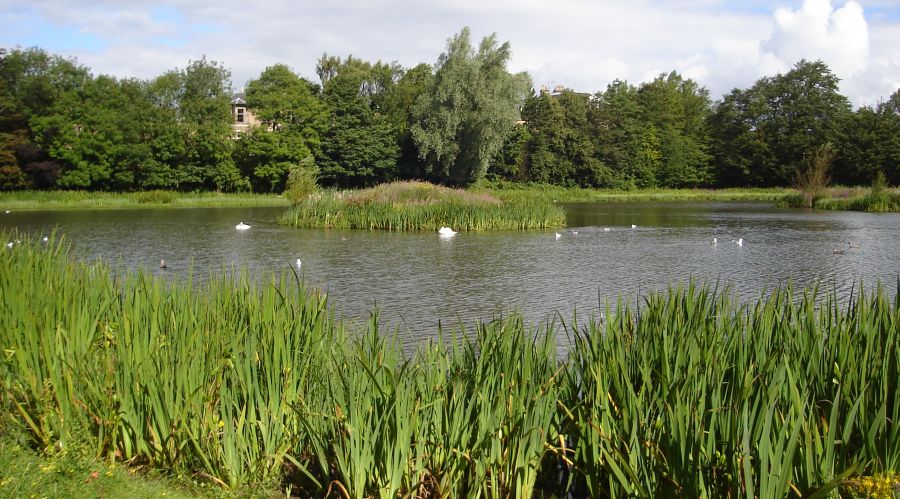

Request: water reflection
left=2, top=202, right=898, bottom=346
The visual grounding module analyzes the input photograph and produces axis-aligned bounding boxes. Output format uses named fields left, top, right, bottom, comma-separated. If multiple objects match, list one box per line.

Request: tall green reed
left=2, top=233, right=897, bottom=496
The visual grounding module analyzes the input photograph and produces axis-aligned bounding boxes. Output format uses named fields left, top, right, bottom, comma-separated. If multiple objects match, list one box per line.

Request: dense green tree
left=176, top=58, right=245, bottom=191
left=411, top=27, right=531, bottom=186
left=833, top=90, right=900, bottom=185
left=379, top=63, right=433, bottom=179
left=239, top=64, right=327, bottom=191
left=519, top=89, right=615, bottom=186
left=316, top=56, right=401, bottom=187
left=589, top=80, right=650, bottom=187
left=710, top=60, right=852, bottom=186
left=0, top=47, right=90, bottom=188
left=637, top=72, right=712, bottom=187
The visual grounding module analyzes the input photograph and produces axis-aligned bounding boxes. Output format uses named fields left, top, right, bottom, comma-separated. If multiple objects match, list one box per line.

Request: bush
left=794, top=143, right=834, bottom=207
left=135, top=190, right=175, bottom=204
left=284, top=157, right=319, bottom=205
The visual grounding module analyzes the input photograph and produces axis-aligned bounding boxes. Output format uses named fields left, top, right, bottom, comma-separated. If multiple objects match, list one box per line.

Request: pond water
left=2, top=201, right=898, bottom=346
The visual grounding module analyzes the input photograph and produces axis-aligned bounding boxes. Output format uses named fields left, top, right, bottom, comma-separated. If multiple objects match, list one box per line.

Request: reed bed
left=2, top=234, right=898, bottom=497
left=281, top=181, right=566, bottom=231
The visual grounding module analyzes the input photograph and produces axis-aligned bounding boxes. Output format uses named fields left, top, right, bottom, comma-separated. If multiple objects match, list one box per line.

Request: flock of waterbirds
left=2, top=212, right=861, bottom=271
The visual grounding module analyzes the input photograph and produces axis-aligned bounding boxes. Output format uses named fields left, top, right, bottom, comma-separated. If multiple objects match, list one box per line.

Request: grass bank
left=779, top=186, right=900, bottom=212
left=2, top=232, right=898, bottom=497
left=474, top=180, right=793, bottom=204
left=0, top=190, right=288, bottom=211
left=281, top=181, right=566, bottom=230
left=0, top=426, right=207, bottom=498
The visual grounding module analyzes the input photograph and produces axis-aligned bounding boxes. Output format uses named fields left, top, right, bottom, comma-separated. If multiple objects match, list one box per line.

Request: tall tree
left=411, top=27, right=531, bottom=186
left=315, top=56, right=401, bottom=187
left=176, top=57, right=244, bottom=191
left=710, top=60, right=851, bottom=186
left=834, top=89, right=900, bottom=185
left=239, top=64, right=327, bottom=191
left=636, top=72, right=713, bottom=187
left=0, top=47, right=90, bottom=189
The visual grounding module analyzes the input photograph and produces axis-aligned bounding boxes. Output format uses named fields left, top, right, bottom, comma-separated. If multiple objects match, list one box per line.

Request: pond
left=3, top=201, right=898, bottom=346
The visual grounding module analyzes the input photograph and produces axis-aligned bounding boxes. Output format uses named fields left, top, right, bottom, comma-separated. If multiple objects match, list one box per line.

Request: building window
left=236, top=108, right=245, bottom=123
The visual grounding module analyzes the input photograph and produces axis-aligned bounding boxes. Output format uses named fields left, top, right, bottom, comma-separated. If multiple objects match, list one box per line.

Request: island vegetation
left=1, top=28, right=897, bottom=213
left=2, top=234, right=898, bottom=497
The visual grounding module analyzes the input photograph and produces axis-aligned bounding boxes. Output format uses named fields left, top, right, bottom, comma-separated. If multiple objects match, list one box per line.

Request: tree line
left=2, top=28, right=898, bottom=192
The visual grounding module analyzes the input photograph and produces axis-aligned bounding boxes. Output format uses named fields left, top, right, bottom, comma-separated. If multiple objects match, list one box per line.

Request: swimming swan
left=235, top=221, right=251, bottom=230
left=438, top=227, right=457, bottom=236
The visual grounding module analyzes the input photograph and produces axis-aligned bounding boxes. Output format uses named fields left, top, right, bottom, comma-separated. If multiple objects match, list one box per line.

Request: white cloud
left=762, top=0, right=869, bottom=77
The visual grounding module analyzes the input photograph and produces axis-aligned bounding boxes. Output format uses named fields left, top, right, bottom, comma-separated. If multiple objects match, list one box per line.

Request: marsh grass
left=281, top=181, right=565, bottom=231
left=0, top=190, right=288, bottom=211
left=473, top=180, right=793, bottom=204
left=780, top=187, right=900, bottom=212
left=2, top=234, right=898, bottom=497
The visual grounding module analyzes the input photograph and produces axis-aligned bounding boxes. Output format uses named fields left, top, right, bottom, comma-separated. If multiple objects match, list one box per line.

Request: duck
left=735, top=238, right=744, bottom=247
left=295, top=259, right=302, bottom=269
left=438, top=226, right=457, bottom=236
left=235, top=221, right=251, bottom=230
left=631, top=224, right=637, bottom=229
left=159, top=259, right=168, bottom=269
left=712, top=237, right=717, bottom=245
left=555, top=232, right=561, bottom=240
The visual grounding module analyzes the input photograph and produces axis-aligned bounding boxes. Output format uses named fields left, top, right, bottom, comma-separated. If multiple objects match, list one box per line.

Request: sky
left=1, top=0, right=898, bottom=107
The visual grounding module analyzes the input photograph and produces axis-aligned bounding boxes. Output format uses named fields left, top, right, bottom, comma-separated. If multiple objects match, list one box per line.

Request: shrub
left=135, top=190, right=175, bottom=204
left=794, top=143, right=834, bottom=207
left=284, top=157, right=319, bottom=205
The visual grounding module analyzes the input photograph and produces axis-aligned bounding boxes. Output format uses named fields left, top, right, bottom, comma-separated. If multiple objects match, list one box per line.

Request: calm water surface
left=3, top=202, right=898, bottom=345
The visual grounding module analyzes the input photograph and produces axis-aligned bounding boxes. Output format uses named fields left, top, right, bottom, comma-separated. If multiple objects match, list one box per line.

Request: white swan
left=555, top=232, right=561, bottom=240
left=438, top=226, right=457, bottom=236
left=235, top=221, right=251, bottom=230
left=603, top=227, right=611, bottom=232
left=631, top=224, right=637, bottom=229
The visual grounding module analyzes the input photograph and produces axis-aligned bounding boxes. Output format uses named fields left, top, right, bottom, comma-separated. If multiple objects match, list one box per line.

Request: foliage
left=315, top=56, right=402, bottom=187
left=2, top=236, right=898, bottom=496
left=284, top=156, right=319, bottom=205
left=710, top=60, right=852, bottom=186
left=794, top=142, right=834, bottom=207
left=411, top=28, right=531, bottom=186
left=0, top=45, right=896, bottom=194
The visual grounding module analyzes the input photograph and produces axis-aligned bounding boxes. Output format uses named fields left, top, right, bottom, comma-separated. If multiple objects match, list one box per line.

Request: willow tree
left=411, top=27, right=531, bottom=186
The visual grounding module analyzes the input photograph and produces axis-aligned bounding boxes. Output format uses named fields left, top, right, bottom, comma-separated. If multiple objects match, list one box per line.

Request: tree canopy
left=411, top=27, right=531, bottom=186
left=0, top=43, right=895, bottom=193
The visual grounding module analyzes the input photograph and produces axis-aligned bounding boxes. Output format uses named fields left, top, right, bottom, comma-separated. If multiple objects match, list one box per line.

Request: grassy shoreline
left=2, top=233, right=897, bottom=497
left=475, top=181, right=794, bottom=204
left=0, top=190, right=289, bottom=211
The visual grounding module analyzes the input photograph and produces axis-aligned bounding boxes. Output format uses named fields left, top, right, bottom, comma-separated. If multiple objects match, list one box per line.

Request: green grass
left=2, top=232, right=898, bottom=497
left=0, top=425, right=203, bottom=498
left=473, top=180, right=794, bottom=204
left=777, top=186, right=900, bottom=212
left=0, top=190, right=289, bottom=211
left=281, top=181, right=566, bottom=231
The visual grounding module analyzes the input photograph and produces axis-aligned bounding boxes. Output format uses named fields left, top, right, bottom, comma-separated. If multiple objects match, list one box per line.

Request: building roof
left=231, top=92, right=246, bottom=106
